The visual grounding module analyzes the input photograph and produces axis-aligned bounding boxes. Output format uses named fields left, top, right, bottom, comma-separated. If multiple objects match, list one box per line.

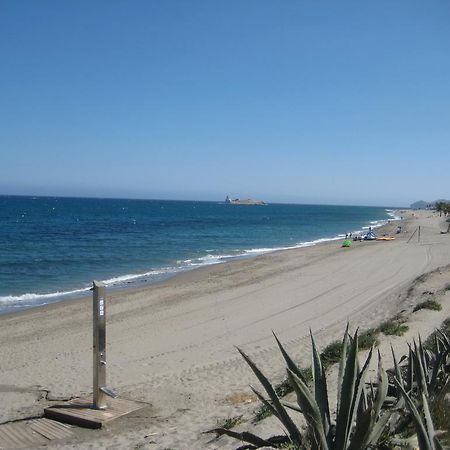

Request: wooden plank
left=44, top=396, right=148, bottom=429
left=28, top=418, right=73, bottom=440
left=1, top=424, right=33, bottom=447
left=0, top=425, right=21, bottom=448
left=0, top=422, right=49, bottom=449
left=45, top=408, right=103, bottom=429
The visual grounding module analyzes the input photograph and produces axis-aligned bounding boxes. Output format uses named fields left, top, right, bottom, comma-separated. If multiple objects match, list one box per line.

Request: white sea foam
left=0, top=287, right=91, bottom=305
left=182, top=253, right=238, bottom=267
left=385, top=209, right=402, bottom=221
left=101, top=268, right=173, bottom=286
left=0, top=268, right=178, bottom=307
left=362, top=219, right=388, bottom=230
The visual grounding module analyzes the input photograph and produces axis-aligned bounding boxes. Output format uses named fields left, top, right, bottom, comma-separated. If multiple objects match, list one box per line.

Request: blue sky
left=1, top=1, right=449, bottom=206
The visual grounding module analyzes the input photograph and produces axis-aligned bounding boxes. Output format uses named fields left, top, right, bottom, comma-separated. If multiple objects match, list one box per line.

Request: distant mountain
left=410, top=200, right=429, bottom=209
left=410, top=199, right=450, bottom=209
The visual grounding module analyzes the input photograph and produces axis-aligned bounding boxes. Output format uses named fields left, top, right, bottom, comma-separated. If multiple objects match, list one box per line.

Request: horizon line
left=0, top=193, right=408, bottom=209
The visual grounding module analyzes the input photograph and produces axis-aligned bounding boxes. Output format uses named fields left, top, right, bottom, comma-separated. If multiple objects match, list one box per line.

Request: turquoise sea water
left=0, top=196, right=398, bottom=314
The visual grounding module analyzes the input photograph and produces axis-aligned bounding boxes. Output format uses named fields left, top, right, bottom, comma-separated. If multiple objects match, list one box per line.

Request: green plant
left=320, top=340, right=343, bottom=369
left=279, top=444, right=303, bottom=450
left=391, top=334, right=450, bottom=400
left=218, top=415, right=245, bottom=430
left=429, top=381, right=450, bottom=446
left=252, top=330, right=380, bottom=424
left=208, top=326, right=391, bottom=449
left=413, top=300, right=442, bottom=312
left=358, top=328, right=380, bottom=349
left=393, top=382, right=443, bottom=450
left=253, top=403, right=272, bottom=422
left=379, top=319, right=409, bottom=336
left=388, top=330, right=450, bottom=449
left=439, top=317, right=450, bottom=335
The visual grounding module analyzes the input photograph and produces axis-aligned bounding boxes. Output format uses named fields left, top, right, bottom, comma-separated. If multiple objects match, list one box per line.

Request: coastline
left=2, top=209, right=449, bottom=449
left=0, top=210, right=399, bottom=319
left=0, top=206, right=399, bottom=315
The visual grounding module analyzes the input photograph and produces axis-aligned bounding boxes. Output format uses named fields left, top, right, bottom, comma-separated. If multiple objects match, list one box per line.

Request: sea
left=0, top=196, right=400, bottom=314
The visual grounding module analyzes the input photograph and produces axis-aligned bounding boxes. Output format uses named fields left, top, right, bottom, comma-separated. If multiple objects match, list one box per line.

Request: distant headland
left=225, top=195, right=267, bottom=205
left=410, top=199, right=450, bottom=209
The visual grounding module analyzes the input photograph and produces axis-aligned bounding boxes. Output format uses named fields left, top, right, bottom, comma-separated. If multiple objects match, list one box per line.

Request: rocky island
left=225, top=195, right=267, bottom=205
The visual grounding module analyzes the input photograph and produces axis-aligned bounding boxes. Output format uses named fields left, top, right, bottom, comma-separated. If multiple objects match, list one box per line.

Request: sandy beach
left=1, top=209, right=450, bottom=449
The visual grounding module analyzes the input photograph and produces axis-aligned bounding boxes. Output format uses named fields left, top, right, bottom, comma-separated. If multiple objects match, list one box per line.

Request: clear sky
left=1, top=1, right=449, bottom=206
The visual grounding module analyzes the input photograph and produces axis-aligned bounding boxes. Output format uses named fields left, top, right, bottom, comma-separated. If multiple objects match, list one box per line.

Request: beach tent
left=342, top=240, right=352, bottom=247
left=364, top=231, right=377, bottom=240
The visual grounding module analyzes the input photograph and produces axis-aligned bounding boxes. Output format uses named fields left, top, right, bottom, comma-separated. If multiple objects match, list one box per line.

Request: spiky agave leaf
left=436, top=329, right=450, bottom=351
left=281, top=400, right=303, bottom=414
left=310, top=330, right=331, bottom=438
left=335, top=330, right=374, bottom=450
left=391, top=345, right=404, bottom=392
left=422, top=391, right=440, bottom=450
left=273, top=332, right=308, bottom=384
left=428, top=344, right=449, bottom=395
left=237, top=347, right=303, bottom=444
left=287, top=369, right=328, bottom=450
left=344, top=345, right=374, bottom=446
left=346, top=407, right=374, bottom=450
left=356, top=353, right=369, bottom=417
left=205, top=427, right=275, bottom=448
left=250, top=386, right=280, bottom=421
left=435, top=334, right=441, bottom=355
left=412, top=340, right=429, bottom=397
left=334, top=330, right=360, bottom=450
left=393, top=377, right=435, bottom=450
left=365, top=352, right=392, bottom=445
left=373, top=352, right=389, bottom=416
left=407, top=344, right=414, bottom=394
left=418, top=337, right=431, bottom=386
left=337, top=323, right=350, bottom=411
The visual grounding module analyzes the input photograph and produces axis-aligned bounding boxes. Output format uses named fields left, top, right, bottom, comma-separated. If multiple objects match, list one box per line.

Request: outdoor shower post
left=93, top=281, right=107, bottom=409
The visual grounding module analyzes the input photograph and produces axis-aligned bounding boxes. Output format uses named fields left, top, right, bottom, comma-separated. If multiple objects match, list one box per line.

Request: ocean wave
left=0, top=268, right=178, bottom=307
left=385, top=209, right=402, bottom=221
left=0, top=287, right=91, bottom=305
left=100, top=267, right=175, bottom=286
left=181, top=253, right=239, bottom=267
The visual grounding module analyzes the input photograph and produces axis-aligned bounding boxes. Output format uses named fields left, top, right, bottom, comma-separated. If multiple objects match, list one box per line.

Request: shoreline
left=0, top=208, right=400, bottom=315
left=0, top=212, right=400, bottom=320
left=2, top=209, right=448, bottom=449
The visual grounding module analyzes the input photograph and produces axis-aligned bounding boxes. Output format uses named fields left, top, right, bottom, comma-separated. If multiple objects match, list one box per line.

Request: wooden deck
left=0, top=418, right=73, bottom=449
left=44, top=396, right=148, bottom=429
left=0, top=397, right=148, bottom=447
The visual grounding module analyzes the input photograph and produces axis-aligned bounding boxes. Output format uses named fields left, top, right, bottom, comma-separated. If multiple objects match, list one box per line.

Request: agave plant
left=391, top=332, right=450, bottom=400
left=393, top=380, right=444, bottom=450
left=208, top=326, right=391, bottom=449
left=388, top=331, right=450, bottom=449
